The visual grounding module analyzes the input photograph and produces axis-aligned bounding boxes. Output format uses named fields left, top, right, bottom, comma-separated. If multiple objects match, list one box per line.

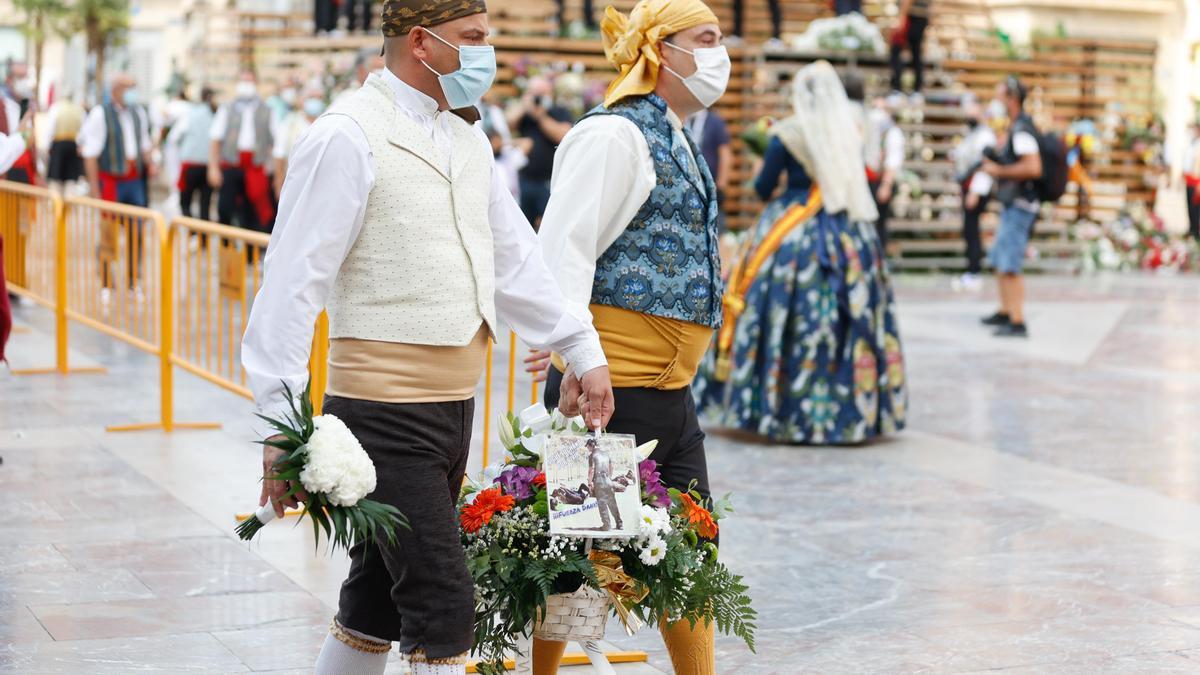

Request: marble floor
left=2, top=273, right=1199, bottom=674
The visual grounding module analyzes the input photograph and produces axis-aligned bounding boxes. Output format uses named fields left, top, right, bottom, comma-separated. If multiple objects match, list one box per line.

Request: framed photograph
left=543, top=433, right=641, bottom=538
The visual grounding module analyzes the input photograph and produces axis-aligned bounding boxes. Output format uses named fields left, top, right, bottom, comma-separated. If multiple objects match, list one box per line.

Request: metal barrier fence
left=2, top=181, right=540, bottom=448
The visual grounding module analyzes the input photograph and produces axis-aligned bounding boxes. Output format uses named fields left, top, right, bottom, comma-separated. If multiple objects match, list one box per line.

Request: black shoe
left=981, top=312, right=1011, bottom=326
left=994, top=323, right=1028, bottom=338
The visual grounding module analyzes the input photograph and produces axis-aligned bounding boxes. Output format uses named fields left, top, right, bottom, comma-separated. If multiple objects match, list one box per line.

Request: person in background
left=980, top=75, right=1042, bottom=338
left=479, top=94, right=526, bottom=200
left=314, top=0, right=337, bottom=34
left=0, top=107, right=32, bottom=173
left=694, top=60, right=905, bottom=445
left=78, top=73, right=155, bottom=299
left=176, top=87, right=217, bottom=221
left=273, top=88, right=325, bottom=196
left=889, top=0, right=930, bottom=97
left=208, top=72, right=277, bottom=232
left=731, top=0, right=783, bottom=45
left=343, top=0, right=373, bottom=32
left=508, top=76, right=573, bottom=228
left=79, top=73, right=154, bottom=207
left=863, top=95, right=904, bottom=250
left=835, top=0, right=862, bottom=15
left=556, top=0, right=596, bottom=34
left=951, top=96, right=996, bottom=291
left=1, top=86, right=36, bottom=184
left=42, top=91, right=86, bottom=190
left=1181, top=122, right=1200, bottom=240
left=687, top=106, right=733, bottom=229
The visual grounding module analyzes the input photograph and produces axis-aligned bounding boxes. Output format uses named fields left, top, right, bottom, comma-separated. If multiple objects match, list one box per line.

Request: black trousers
left=869, top=179, right=892, bottom=250
left=180, top=165, right=213, bottom=222
left=732, top=0, right=783, bottom=39
left=556, top=0, right=596, bottom=28
left=1187, top=186, right=1200, bottom=240
left=890, top=16, right=928, bottom=93
left=343, top=0, right=371, bottom=31
left=324, top=395, right=477, bottom=660
left=217, top=167, right=262, bottom=231
left=544, top=368, right=712, bottom=508
left=962, top=192, right=989, bottom=274
left=313, top=0, right=337, bottom=32
left=834, top=0, right=862, bottom=15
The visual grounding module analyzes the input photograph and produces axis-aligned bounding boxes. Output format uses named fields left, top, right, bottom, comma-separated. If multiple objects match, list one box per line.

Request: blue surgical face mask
left=419, top=28, right=496, bottom=110
left=303, top=98, right=325, bottom=118
left=123, top=89, right=141, bottom=108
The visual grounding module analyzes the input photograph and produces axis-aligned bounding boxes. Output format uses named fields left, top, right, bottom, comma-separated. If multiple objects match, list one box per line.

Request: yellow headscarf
left=600, top=0, right=719, bottom=108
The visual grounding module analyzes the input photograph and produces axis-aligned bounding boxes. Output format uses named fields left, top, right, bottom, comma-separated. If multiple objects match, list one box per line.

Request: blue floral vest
left=585, top=95, right=723, bottom=329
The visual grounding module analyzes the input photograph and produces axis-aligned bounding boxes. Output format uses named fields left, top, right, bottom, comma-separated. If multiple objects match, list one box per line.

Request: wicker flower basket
left=532, top=585, right=610, bottom=642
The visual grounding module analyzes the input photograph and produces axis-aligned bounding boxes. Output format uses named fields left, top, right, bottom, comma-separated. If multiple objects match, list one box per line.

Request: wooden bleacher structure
left=187, top=0, right=1161, bottom=272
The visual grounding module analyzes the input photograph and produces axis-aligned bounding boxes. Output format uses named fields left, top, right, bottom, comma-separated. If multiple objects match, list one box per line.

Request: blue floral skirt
left=694, top=194, right=907, bottom=444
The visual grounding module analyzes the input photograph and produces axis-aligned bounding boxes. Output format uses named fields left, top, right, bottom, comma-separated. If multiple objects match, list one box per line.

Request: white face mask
left=988, top=99, right=1007, bottom=121
left=661, top=42, right=731, bottom=109
left=236, top=81, right=258, bottom=99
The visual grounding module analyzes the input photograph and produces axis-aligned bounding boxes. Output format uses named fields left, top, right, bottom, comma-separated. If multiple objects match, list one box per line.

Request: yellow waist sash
left=553, top=304, right=713, bottom=390
left=714, top=186, right=823, bottom=381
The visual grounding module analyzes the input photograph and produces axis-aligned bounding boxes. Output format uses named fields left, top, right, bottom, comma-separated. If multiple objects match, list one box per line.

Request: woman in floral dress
left=694, top=61, right=907, bottom=444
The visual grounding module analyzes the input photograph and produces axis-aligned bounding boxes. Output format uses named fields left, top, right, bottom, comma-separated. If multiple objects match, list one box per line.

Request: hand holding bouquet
left=236, top=382, right=408, bottom=552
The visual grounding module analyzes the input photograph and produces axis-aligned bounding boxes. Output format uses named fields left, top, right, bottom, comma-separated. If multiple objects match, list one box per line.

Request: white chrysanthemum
left=638, top=505, right=671, bottom=537
left=299, top=414, right=376, bottom=507
left=639, top=536, right=667, bottom=566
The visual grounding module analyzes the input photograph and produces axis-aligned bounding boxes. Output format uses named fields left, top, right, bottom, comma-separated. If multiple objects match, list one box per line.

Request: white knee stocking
left=314, top=619, right=391, bottom=675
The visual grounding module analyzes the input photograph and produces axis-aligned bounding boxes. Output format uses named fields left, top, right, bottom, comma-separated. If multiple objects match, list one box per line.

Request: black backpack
left=1034, top=131, right=1069, bottom=203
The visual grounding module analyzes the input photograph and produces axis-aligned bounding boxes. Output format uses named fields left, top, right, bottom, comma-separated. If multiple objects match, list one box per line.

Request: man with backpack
left=980, top=76, right=1049, bottom=338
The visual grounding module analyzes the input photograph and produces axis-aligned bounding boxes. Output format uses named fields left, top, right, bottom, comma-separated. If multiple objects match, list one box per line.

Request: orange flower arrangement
left=460, top=487, right=516, bottom=534
left=679, top=494, right=718, bottom=540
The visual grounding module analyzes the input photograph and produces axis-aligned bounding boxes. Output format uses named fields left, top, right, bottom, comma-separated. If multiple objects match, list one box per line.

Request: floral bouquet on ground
left=236, top=381, right=408, bottom=552
left=459, top=406, right=756, bottom=674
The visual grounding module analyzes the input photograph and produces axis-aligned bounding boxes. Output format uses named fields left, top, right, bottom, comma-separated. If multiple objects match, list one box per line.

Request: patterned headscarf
left=381, top=0, right=487, bottom=37
left=600, top=0, right=719, bottom=108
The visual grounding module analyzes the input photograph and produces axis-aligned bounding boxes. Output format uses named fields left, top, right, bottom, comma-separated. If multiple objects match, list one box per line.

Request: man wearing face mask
left=271, top=88, right=325, bottom=196
left=240, top=2, right=613, bottom=674
left=207, top=72, right=277, bottom=232
left=533, top=1, right=728, bottom=672
left=78, top=73, right=154, bottom=207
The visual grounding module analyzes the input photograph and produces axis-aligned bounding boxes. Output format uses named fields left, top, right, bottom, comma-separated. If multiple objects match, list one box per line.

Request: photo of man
left=544, top=434, right=640, bottom=537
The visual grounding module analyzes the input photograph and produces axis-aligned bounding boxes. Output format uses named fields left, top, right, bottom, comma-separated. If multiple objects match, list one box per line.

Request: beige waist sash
left=327, top=324, right=489, bottom=403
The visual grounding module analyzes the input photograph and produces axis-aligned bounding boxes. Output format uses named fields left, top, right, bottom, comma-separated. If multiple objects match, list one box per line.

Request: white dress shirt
left=953, top=124, right=997, bottom=196
left=242, top=68, right=606, bottom=422
left=0, top=132, right=25, bottom=173
left=210, top=99, right=274, bottom=150
left=1, top=96, right=23, bottom=171
left=77, top=103, right=153, bottom=161
left=538, top=109, right=693, bottom=324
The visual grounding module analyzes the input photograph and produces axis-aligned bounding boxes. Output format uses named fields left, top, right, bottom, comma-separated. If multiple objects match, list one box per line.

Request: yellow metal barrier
left=1, top=180, right=105, bottom=376
left=3, top=187, right=541, bottom=444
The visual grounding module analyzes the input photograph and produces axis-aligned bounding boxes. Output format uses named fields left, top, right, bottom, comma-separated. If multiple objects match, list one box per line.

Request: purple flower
left=639, top=460, right=661, bottom=485
left=495, top=465, right=540, bottom=501
left=639, top=460, right=671, bottom=507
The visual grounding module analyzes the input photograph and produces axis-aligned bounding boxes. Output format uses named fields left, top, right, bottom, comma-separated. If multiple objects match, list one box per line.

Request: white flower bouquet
left=236, top=382, right=408, bottom=551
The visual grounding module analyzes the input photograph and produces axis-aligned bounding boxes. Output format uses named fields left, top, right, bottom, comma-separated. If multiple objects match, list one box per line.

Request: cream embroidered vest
left=324, top=75, right=496, bottom=346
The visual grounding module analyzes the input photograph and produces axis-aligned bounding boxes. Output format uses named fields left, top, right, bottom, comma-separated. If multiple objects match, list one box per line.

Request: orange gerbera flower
left=533, top=472, right=546, bottom=488
left=460, top=487, right=516, bottom=533
left=679, top=494, right=718, bottom=540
